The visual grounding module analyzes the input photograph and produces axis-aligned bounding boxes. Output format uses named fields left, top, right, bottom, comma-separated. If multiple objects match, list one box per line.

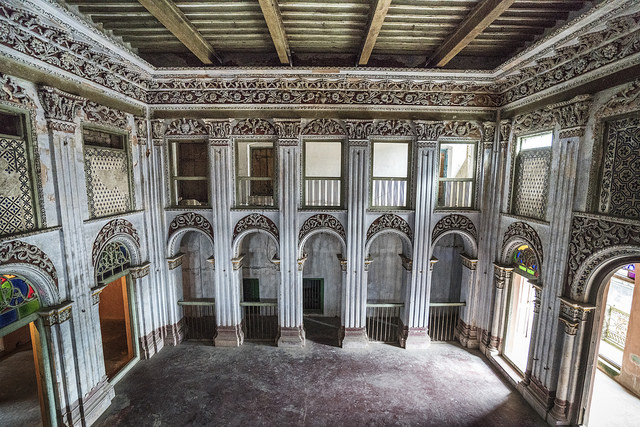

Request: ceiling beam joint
left=257, top=0, right=292, bottom=65
left=358, top=0, right=393, bottom=66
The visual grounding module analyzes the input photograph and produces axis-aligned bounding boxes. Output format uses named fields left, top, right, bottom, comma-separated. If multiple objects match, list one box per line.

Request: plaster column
left=277, top=138, right=304, bottom=347
left=403, top=140, right=438, bottom=349
left=550, top=298, right=595, bottom=422
left=458, top=254, right=479, bottom=348
left=341, top=138, right=370, bottom=348
left=211, top=137, right=243, bottom=346
left=522, top=282, right=543, bottom=385
left=129, top=263, right=158, bottom=357
left=488, top=264, right=513, bottom=352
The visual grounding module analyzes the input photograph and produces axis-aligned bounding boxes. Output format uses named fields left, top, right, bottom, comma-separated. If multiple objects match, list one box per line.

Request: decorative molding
left=231, top=254, right=245, bottom=270
left=129, top=262, right=151, bottom=279
left=338, top=255, right=347, bottom=272
left=550, top=95, right=593, bottom=138
left=460, top=254, right=478, bottom=270
left=373, top=119, right=414, bottom=136
left=150, top=119, right=165, bottom=145
left=84, top=101, right=128, bottom=129
left=232, top=118, right=276, bottom=136
left=399, top=254, right=413, bottom=271
left=0, top=240, right=58, bottom=287
left=278, top=138, right=299, bottom=146
left=168, top=212, right=214, bottom=243
left=274, top=119, right=301, bottom=139
left=233, top=213, right=279, bottom=241
left=493, top=264, right=514, bottom=290
left=297, top=256, right=307, bottom=271
left=567, top=214, right=640, bottom=296
left=37, top=86, right=85, bottom=125
left=203, top=119, right=231, bottom=138
left=134, top=116, right=147, bottom=141
left=502, top=221, right=544, bottom=264
left=167, top=253, right=184, bottom=270
left=513, top=108, right=555, bottom=135
left=91, top=218, right=140, bottom=267
left=482, top=121, right=496, bottom=147
left=39, top=301, right=73, bottom=326
left=431, top=214, right=478, bottom=244
left=499, top=119, right=512, bottom=146
left=366, top=214, right=412, bottom=242
left=415, top=120, right=483, bottom=141
left=0, top=73, right=34, bottom=107
left=302, top=118, right=345, bottom=135
left=599, top=78, right=640, bottom=118
left=165, top=118, right=207, bottom=136
left=345, top=120, right=374, bottom=140
left=206, top=256, right=215, bottom=270
left=298, top=214, right=346, bottom=245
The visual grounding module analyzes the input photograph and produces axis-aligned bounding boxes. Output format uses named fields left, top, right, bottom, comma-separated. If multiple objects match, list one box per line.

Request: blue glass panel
left=0, top=309, right=18, bottom=328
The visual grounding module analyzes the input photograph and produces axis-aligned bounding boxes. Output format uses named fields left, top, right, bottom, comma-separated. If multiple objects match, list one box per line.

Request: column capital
left=231, top=254, right=245, bottom=270
left=297, top=255, right=307, bottom=271
left=270, top=256, right=281, bottom=271
left=499, top=119, right=512, bottom=148
left=559, top=296, right=595, bottom=328
left=429, top=257, right=439, bottom=271
left=482, top=121, right=496, bottom=149
left=550, top=94, right=593, bottom=139
left=130, top=261, right=151, bottom=279
left=493, top=264, right=514, bottom=289
left=399, top=254, right=413, bottom=271
left=38, top=301, right=73, bottom=326
left=337, top=255, right=347, bottom=272
left=364, top=257, right=373, bottom=271
left=167, top=253, right=185, bottom=270
left=206, top=256, right=215, bottom=270
left=460, top=254, right=478, bottom=270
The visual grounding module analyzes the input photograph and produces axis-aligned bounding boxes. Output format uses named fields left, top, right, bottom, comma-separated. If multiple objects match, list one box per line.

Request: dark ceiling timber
left=358, top=0, right=392, bottom=66
left=257, top=0, right=292, bottom=64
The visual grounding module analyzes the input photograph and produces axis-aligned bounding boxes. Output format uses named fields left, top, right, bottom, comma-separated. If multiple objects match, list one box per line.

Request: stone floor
left=0, top=348, right=42, bottom=427
left=97, top=323, right=546, bottom=427
left=589, top=368, right=640, bottom=426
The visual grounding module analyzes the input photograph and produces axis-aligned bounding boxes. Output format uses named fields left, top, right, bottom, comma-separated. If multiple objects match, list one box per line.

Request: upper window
left=83, top=127, right=133, bottom=218
left=371, top=141, right=410, bottom=208
left=0, top=274, right=41, bottom=329
left=438, top=142, right=476, bottom=209
left=304, top=140, right=342, bottom=208
left=0, top=110, right=39, bottom=236
left=513, top=244, right=539, bottom=279
left=511, top=132, right=552, bottom=220
left=236, top=141, right=275, bottom=207
left=169, top=139, right=209, bottom=207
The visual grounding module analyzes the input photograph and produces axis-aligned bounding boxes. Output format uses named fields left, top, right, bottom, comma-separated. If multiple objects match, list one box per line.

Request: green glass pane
left=18, top=298, right=40, bottom=318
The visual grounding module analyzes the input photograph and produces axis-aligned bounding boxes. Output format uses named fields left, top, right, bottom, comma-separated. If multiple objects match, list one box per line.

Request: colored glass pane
left=0, top=274, right=41, bottom=331
left=513, top=245, right=538, bottom=278
left=623, top=264, right=636, bottom=279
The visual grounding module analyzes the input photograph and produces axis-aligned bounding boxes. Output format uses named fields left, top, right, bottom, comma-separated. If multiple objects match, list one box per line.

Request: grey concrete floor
left=0, top=348, right=42, bottom=427
left=96, top=331, right=545, bottom=426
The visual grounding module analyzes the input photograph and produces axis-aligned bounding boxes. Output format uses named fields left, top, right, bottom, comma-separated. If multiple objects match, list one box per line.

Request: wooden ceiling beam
left=137, top=0, right=221, bottom=64
left=257, top=0, right=291, bottom=64
left=358, top=0, right=392, bottom=65
left=426, top=0, right=516, bottom=68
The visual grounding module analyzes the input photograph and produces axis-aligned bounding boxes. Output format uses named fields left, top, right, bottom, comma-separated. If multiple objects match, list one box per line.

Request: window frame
left=235, top=138, right=277, bottom=208
left=370, top=138, right=412, bottom=210
left=302, top=138, right=345, bottom=209
left=168, top=137, right=210, bottom=208
left=436, top=140, right=478, bottom=210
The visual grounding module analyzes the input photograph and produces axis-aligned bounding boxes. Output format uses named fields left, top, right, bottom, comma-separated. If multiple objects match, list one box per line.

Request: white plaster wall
left=241, top=232, right=279, bottom=300
left=367, top=233, right=405, bottom=302
left=302, top=233, right=343, bottom=317
left=179, top=231, right=215, bottom=299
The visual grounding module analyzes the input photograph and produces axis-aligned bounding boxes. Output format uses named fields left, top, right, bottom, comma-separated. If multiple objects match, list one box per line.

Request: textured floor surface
left=96, top=323, right=546, bottom=427
left=588, top=368, right=640, bottom=426
left=0, top=348, right=42, bottom=427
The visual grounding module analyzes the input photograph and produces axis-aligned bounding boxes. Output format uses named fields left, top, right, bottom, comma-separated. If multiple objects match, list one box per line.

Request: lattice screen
left=0, top=137, right=35, bottom=235
left=512, top=148, right=551, bottom=220
left=84, top=146, right=132, bottom=218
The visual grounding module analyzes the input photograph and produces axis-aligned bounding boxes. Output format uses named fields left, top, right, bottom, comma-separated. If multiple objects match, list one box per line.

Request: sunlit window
left=304, top=140, right=342, bottom=208
left=438, top=142, right=476, bottom=208
left=371, top=141, right=410, bottom=208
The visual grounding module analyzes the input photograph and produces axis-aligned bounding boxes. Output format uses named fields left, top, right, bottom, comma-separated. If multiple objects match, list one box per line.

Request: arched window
left=0, top=274, right=41, bottom=329
left=514, top=244, right=538, bottom=278
left=96, top=241, right=131, bottom=283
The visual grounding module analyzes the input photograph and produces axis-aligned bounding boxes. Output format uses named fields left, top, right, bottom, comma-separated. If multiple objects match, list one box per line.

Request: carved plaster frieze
left=550, top=95, right=593, bottom=138
left=203, top=119, right=231, bottom=138
left=134, top=116, right=147, bottom=141
left=599, top=78, right=640, bottom=118
left=499, top=119, right=512, bottom=146
left=415, top=120, right=482, bottom=141
left=37, top=86, right=85, bottom=124
left=431, top=214, right=478, bottom=244
left=0, top=240, right=58, bottom=287
left=302, top=118, right=345, bottom=136
left=366, top=214, right=412, bottom=242
left=84, top=101, right=128, bottom=129
left=91, top=218, right=140, bottom=267
left=460, top=254, right=478, bottom=270
left=166, top=118, right=207, bottom=136
left=0, top=73, right=34, bottom=107
left=274, top=119, right=301, bottom=139
left=482, top=121, right=496, bottom=147
left=298, top=214, right=346, bottom=245
left=345, top=120, right=374, bottom=140
left=129, top=262, right=151, bottom=279
left=373, top=119, right=415, bottom=136
left=513, top=108, right=555, bottom=135
left=167, top=253, right=184, bottom=270
left=39, top=302, right=72, bottom=326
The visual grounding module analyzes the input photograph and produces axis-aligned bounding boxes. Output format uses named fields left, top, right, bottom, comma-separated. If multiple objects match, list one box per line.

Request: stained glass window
left=623, top=264, right=636, bottom=280
left=96, top=241, right=132, bottom=283
left=0, top=274, right=41, bottom=329
left=514, top=245, right=539, bottom=278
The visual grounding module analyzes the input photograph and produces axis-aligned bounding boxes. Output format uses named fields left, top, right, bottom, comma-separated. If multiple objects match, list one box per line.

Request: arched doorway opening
left=0, top=273, right=53, bottom=427
left=430, top=233, right=470, bottom=342
left=95, top=241, right=138, bottom=382
left=581, top=261, right=640, bottom=426
left=177, top=230, right=215, bottom=341
left=300, top=231, right=345, bottom=346
left=237, top=231, right=279, bottom=343
left=365, top=232, right=410, bottom=345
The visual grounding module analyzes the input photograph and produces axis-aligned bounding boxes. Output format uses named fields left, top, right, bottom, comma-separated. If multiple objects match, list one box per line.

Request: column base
left=140, top=327, right=165, bottom=359
left=277, top=326, right=305, bottom=347
left=340, top=327, right=368, bottom=348
left=64, top=376, right=114, bottom=426
left=164, top=319, right=185, bottom=347
left=548, top=398, right=571, bottom=425
left=403, top=327, right=431, bottom=350
left=214, top=324, right=244, bottom=347
left=457, top=320, right=479, bottom=349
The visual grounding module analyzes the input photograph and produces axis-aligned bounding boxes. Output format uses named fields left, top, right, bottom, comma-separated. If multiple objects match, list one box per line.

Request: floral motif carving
left=134, top=116, right=147, bottom=140
left=366, top=214, right=412, bottom=242
left=166, top=118, right=207, bottom=136
left=168, top=212, right=214, bottom=243
left=567, top=215, right=640, bottom=296
left=431, top=214, right=478, bottom=244
left=499, top=120, right=512, bottom=145
left=37, top=86, right=85, bottom=124
left=550, top=95, right=593, bottom=138
left=233, top=214, right=279, bottom=241
left=298, top=214, right=346, bottom=244
left=91, top=219, right=140, bottom=267
left=274, top=120, right=301, bottom=139
left=345, top=120, right=374, bottom=140
left=374, top=120, right=414, bottom=136
left=502, top=221, right=544, bottom=265
left=84, top=101, right=128, bottom=129
left=415, top=120, right=482, bottom=141
left=513, top=108, right=555, bottom=135
left=232, top=118, right=276, bottom=135
left=0, top=73, right=33, bottom=106
left=0, top=240, right=58, bottom=287
left=203, top=119, right=231, bottom=138
left=482, top=121, right=496, bottom=147
left=600, top=78, right=640, bottom=118
left=302, top=119, right=345, bottom=135
left=415, top=121, right=445, bottom=141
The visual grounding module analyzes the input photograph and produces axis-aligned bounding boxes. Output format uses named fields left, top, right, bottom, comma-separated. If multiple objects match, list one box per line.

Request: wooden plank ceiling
left=64, top=0, right=591, bottom=69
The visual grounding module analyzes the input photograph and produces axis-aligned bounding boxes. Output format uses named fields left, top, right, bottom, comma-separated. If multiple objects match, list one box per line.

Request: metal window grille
left=428, top=302, right=464, bottom=342
left=366, top=303, right=403, bottom=343
left=241, top=301, right=278, bottom=341
left=178, top=299, right=216, bottom=341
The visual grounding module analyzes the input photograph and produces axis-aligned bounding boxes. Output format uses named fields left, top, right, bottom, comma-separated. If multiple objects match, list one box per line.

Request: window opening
left=599, top=267, right=634, bottom=369
left=511, top=132, right=552, bottom=220
left=96, top=242, right=132, bottom=284
left=0, top=274, right=41, bottom=329
left=242, top=278, right=260, bottom=302
left=303, top=278, right=324, bottom=314
left=169, top=139, right=209, bottom=206
left=437, top=142, right=476, bottom=208
left=371, top=141, right=410, bottom=208
left=99, top=275, right=134, bottom=380
left=503, top=273, right=536, bottom=374
left=237, top=141, right=275, bottom=207
left=304, top=141, right=342, bottom=207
